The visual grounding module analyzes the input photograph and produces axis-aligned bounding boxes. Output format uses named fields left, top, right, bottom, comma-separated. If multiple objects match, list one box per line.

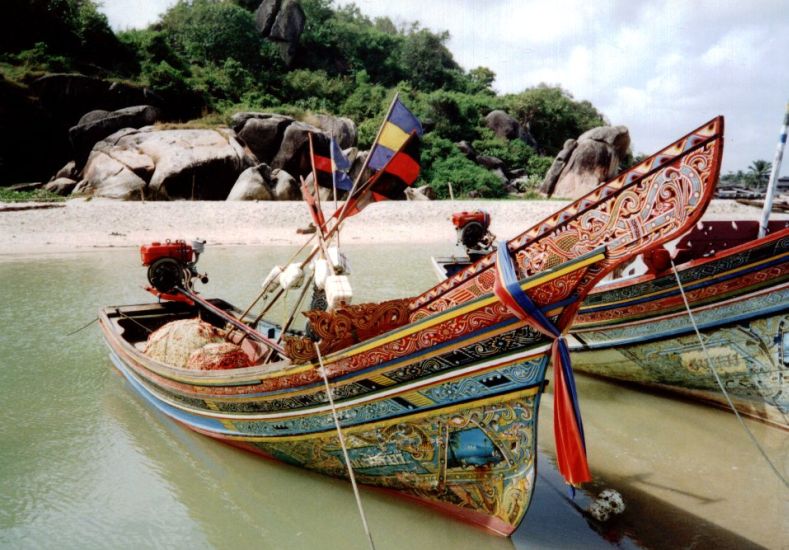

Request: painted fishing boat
left=568, top=220, right=789, bottom=428
left=99, top=117, right=723, bottom=536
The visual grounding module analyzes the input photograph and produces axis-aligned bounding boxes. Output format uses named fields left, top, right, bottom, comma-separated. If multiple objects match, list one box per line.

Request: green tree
left=466, top=66, right=496, bottom=95
left=505, top=85, right=606, bottom=156
left=747, top=159, right=772, bottom=187
left=420, top=134, right=507, bottom=198
left=398, top=29, right=461, bottom=91
left=161, top=0, right=263, bottom=69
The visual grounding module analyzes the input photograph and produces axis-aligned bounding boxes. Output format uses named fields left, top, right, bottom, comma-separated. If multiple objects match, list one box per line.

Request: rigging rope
left=670, top=259, right=788, bottom=488
left=314, top=343, right=376, bottom=550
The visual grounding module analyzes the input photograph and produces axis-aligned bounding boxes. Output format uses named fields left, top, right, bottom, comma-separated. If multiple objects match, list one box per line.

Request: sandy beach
left=0, top=198, right=784, bottom=256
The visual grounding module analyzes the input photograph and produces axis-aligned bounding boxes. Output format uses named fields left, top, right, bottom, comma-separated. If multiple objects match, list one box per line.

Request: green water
left=0, top=245, right=785, bottom=549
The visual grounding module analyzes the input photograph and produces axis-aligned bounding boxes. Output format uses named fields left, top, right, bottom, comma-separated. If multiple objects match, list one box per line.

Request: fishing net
left=187, top=342, right=251, bottom=370
left=143, top=318, right=249, bottom=370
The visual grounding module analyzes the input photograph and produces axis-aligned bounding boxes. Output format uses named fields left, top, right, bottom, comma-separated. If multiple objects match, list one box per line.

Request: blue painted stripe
left=109, top=351, right=234, bottom=435
left=581, top=255, right=789, bottom=314
left=368, top=143, right=395, bottom=171
left=389, top=99, right=423, bottom=136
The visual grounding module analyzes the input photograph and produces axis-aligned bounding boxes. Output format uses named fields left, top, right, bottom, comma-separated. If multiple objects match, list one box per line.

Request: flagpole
left=307, top=133, right=327, bottom=239
left=237, top=96, right=411, bottom=348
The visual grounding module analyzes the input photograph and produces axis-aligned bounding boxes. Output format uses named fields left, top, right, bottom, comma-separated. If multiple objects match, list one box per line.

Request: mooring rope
left=313, top=343, right=376, bottom=550
left=65, top=317, right=97, bottom=336
left=670, top=259, right=788, bottom=488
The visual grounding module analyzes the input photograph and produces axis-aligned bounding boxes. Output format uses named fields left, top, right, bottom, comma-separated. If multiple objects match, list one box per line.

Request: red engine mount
left=140, top=240, right=194, bottom=266
left=451, top=210, right=490, bottom=231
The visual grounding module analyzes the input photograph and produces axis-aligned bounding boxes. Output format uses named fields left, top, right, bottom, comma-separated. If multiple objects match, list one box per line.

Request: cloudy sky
left=101, top=0, right=789, bottom=174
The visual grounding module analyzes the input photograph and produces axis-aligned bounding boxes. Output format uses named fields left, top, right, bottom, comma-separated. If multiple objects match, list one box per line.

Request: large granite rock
left=483, top=109, right=538, bottom=148
left=254, top=0, right=281, bottom=35
left=256, top=0, right=305, bottom=66
left=540, top=126, right=631, bottom=199
left=234, top=113, right=294, bottom=163
left=271, top=168, right=299, bottom=200
left=227, top=164, right=274, bottom=201
left=43, top=177, right=77, bottom=196
left=74, top=151, right=147, bottom=200
left=69, top=104, right=162, bottom=167
left=308, top=114, right=357, bottom=149
left=271, top=121, right=328, bottom=180
left=76, top=127, right=251, bottom=200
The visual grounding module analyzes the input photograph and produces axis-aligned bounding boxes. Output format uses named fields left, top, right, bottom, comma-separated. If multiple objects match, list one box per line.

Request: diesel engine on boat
left=451, top=210, right=496, bottom=259
left=140, top=239, right=208, bottom=293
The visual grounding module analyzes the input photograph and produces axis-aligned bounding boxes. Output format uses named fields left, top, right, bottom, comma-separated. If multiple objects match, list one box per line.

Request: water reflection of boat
left=99, top=117, right=723, bottom=536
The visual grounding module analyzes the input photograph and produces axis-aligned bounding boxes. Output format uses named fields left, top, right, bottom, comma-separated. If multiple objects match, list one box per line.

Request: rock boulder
left=235, top=113, right=294, bottom=163
left=74, top=151, right=147, bottom=200
left=227, top=164, right=274, bottom=201
left=271, top=169, right=300, bottom=200
left=76, top=127, right=250, bottom=200
left=69, top=104, right=162, bottom=167
left=43, top=177, right=77, bottom=196
left=308, top=114, right=357, bottom=149
left=541, top=126, right=630, bottom=199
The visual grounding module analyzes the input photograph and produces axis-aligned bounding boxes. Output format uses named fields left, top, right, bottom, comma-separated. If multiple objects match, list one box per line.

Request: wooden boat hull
left=101, top=300, right=552, bottom=535
left=570, top=229, right=789, bottom=427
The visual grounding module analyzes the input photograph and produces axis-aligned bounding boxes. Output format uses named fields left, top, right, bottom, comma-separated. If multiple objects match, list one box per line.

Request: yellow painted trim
left=329, top=252, right=605, bottom=360
left=402, top=392, right=434, bottom=407
left=209, top=321, right=548, bottom=405
left=205, top=400, right=237, bottom=430
left=368, top=374, right=395, bottom=387
left=131, top=251, right=601, bottom=388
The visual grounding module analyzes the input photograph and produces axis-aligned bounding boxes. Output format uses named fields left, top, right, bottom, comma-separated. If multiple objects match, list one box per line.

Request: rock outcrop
left=227, top=164, right=274, bottom=201
left=308, top=114, right=357, bottom=149
left=271, top=168, right=299, bottom=200
left=540, top=125, right=630, bottom=199
left=271, top=121, right=329, bottom=179
left=76, top=127, right=252, bottom=200
left=69, top=105, right=162, bottom=167
left=254, top=0, right=305, bottom=66
left=233, top=113, right=294, bottom=163
left=484, top=110, right=537, bottom=147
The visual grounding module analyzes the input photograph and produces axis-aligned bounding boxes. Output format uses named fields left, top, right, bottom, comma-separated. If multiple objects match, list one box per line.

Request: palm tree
left=747, top=159, right=772, bottom=188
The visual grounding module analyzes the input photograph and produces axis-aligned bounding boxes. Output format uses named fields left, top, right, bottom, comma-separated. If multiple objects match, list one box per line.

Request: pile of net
left=143, top=318, right=252, bottom=370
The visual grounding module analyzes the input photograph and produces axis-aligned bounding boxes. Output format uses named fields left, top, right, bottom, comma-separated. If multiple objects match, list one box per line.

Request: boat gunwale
left=587, top=226, right=789, bottom=295
left=572, top=282, right=789, bottom=345
left=99, top=247, right=605, bottom=388
left=412, top=117, right=725, bottom=311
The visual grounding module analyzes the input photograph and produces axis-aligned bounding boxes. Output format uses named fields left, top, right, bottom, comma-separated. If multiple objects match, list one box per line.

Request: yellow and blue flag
left=368, top=98, right=423, bottom=186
